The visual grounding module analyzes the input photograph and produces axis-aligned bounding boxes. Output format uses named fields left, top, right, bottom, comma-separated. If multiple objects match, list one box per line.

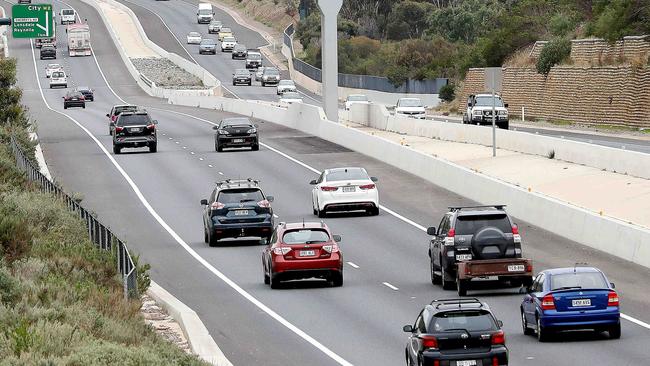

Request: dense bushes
left=536, top=38, right=572, bottom=75
left=295, top=0, right=650, bottom=85
left=0, top=57, right=208, bottom=365
left=438, top=83, right=456, bottom=103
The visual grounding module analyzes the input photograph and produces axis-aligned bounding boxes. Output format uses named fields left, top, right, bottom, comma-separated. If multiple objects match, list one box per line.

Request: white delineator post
left=317, top=0, right=342, bottom=123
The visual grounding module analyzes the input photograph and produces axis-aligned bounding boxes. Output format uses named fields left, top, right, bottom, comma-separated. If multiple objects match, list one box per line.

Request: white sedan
left=279, top=91, right=303, bottom=105
left=310, top=167, right=379, bottom=217
left=345, top=94, right=369, bottom=110
left=276, top=79, right=296, bottom=95
left=45, top=63, right=63, bottom=78
left=186, top=32, right=202, bottom=44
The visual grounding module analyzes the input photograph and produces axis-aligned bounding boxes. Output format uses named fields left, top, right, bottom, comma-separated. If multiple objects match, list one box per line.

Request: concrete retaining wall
left=344, top=103, right=650, bottom=180
left=167, top=93, right=650, bottom=269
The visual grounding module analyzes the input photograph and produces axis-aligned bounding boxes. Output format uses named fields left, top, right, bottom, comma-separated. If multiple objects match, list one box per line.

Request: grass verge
left=0, top=58, right=207, bottom=365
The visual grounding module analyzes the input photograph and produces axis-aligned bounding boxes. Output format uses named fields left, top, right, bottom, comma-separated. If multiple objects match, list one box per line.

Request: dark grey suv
left=213, top=117, right=259, bottom=151
left=112, top=111, right=158, bottom=154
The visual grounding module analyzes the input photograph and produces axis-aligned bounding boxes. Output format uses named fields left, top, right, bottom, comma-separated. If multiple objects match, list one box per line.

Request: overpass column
left=317, top=0, right=342, bottom=122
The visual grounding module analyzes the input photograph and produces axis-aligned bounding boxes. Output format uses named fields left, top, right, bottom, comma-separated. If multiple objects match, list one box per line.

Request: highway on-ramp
left=8, top=0, right=650, bottom=364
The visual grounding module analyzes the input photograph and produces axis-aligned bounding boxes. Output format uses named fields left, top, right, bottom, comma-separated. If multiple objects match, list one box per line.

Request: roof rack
left=448, top=205, right=506, bottom=212
left=216, top=178, right=260, bottom=187
left=431, top=298, right=483, bottom=309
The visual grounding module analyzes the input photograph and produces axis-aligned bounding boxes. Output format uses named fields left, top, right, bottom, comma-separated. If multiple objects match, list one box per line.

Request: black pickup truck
left=428, top=205, right=533, bottom=296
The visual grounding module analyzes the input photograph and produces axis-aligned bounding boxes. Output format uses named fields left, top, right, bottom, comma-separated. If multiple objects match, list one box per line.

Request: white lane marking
left=56, top=0, right=650, bottom=333
left=190, top=151, right=195, bottom=155
left=382, top=282, right=399, bottom=291
left=199, top=157, right=204, bottom=161
left=175, top=141, right=179, bottom=144
left=273, top=214, right=279, bottom=219
left=27, top=36, right=353, bottom=366
left=208, top=164, right=213, bottom=168
left=169, top=137, right=173, bottom=140
left=346, top=262, right=359, bottom=269
left=162, top=133, right=166, bottom=135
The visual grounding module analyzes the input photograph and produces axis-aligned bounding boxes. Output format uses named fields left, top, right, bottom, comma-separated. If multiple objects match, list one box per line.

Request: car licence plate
left=129, top=128, right=142, bottom=133
left=508, top=264, right=525, bottom=272
left=234, top=210, right=248, bottom=216
left=233, top=138, right=244, bottom=143
left=342, top=186, right=355, bottom=192
left=572, top=299, right=591, bottom=307
left=456, top=361, right=477, bottom=366
left=456, top=254, right=472, bottom=261
left=299, top=250, right=315, bottom=256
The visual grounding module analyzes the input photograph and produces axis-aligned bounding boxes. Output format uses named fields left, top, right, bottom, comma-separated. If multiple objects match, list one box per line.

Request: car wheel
left=317, top=205, right=326, bottom=218
left=248, top=82, right=251, bottom=86
left=261, top=82, right=265, bottom=87
left=430, top=259, right=441, bottom=285
left=456, top=276, right=468, bottom=296
left=113, top=145, right=121, bottom=154
left=264, top=270, right=270, bottom=285
left=368, top=206, right=379, bottom=216
left=149, top=143, right=157, bottom=153
left=64, top=105, right=67, bottom=109
left=330, top=271, right=343, bottom=287
left=501, top=122, right=509, bottom=130
left=252, top=144, right=259, bottom=151
left=208, top=231, right=219, bottom=247
left=82, top=104, right=85, bottom=109
left=441, top=263, right=455, bottom=290
left=521, top=310, right=534, bottom=335
left=203, top=225, right=208, bottom=243
left=608, top=322, right=621, bottom=339
left=216, top=141, right=222, bottom=152
left=269, top=272, right=281, bottom=289
left=536, top=316, right=551, bottom=342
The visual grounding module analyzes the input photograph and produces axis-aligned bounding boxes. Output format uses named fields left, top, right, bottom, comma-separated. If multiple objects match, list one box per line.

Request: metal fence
left=283, top=24, right=448, bottom=94
left=10, top=136, right=138, bottom=300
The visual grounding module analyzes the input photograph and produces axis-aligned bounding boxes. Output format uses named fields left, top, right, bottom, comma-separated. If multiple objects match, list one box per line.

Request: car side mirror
left=426, top=227, right=436, bottom=236
left=467, top=102, right=472, bottom=107
left=106, top=113, right=110, bottom=117
left=259, top=238, right=268, bottom=245
left=200, top=199, right=208, bottom=205
left=504, top=103, right=509, bottom=108
left=332, top=235, right=341, bottom=242
left=497, top=320, right=504, bottom=328
left=402, top=325, right=414, bottom=333
left=370, top=176, right=378, bottom=182
left=266, top=195, right=274, bottom=202
left=309, top=179, right=317, bottom=185
left=212, top=126, right=219, bottom=130
left=153, top=120, right=158, bottom=125
left=610, top=282, right=616, bottom=289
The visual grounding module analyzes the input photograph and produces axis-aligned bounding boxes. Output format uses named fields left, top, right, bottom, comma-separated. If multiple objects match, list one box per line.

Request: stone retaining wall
left=571, top=36, right=650, bottom=64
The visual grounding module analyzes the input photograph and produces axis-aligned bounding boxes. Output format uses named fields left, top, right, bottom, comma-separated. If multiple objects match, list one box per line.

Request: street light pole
left=492, top=88, right=496, bottom=157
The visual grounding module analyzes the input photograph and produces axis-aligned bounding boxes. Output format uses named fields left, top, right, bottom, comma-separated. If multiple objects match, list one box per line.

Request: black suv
left=112, top=110, right=158, bottom=154
left=40, top=45, right=56, bottom=60
left=200, top=179, right=274, bottom=247
left=232, top=69, right=252, bottom=86
left=232, top=44, right=248, bottom=59
left=404, top=298, right=508, bottom=366
left=428, top=205, right=522, bottom=290
left=213, top=117, right=259, bottom=152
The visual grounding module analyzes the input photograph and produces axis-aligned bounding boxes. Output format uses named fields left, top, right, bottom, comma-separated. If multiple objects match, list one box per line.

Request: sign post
left=485, top=68, right=503, bottom=157
left=11, top=4, right=53, bottom=39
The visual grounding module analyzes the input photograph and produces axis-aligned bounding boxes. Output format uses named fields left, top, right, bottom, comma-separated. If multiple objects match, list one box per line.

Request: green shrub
left=536, top=37, right=571, bottom=76
left=438, top=83, right=456, bottom=103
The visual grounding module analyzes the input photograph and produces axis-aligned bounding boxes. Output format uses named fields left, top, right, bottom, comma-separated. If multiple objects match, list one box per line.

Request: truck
left=66, top=23, right=91, bottom=57
left=427, top=205, right=533, bottom=296
left=197, top=3, right=214, bottom=24
left=35, top=26, right=56, bottom=48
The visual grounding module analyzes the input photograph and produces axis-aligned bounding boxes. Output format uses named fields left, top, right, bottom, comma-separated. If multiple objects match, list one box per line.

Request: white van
left=197, top=3, right=214, bottom=24
left=60, top=9, right=76, bottom=25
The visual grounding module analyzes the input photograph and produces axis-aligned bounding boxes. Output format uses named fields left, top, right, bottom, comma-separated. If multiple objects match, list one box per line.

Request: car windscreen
left=189, top=32, right=200, bottom=37
left=114, top=106, right=137, bottom=115
left=51, top=71, right=64, bottom=78
left=281, top=92, right=301, bottom=99
left=474, top=96, right=504, bottom=107
left=279, top=80, right=294, bottom=85
left=198, top=9, right=212, bottom=14
left=217, top=189, right=263, bottom=204
left=76, top=87, right=90, bottom=92
left=264, top=69, right=280, bottom=76
left=282, top=229, right=330, bottom=244
left=67, top=92, right=82, bottom=98
left=454, top=214, right=511, bottom=235
left=223, top=37, right=236, bottom=42
left=398, top=99, right=422, bottom=107
left=234, top=70, right=249, bottom=76
left=200, top=39, right=216, bottom=45
left=62, top=9, right=74, bottom=15
left=118, top=114, right=152, bottom=126
left=221, top=118, right=251, bottom=127
left=348, top=95, right=368, bottom=102
left=550, top=272, right=608, bottom=290
left=47, top=64, right=61, bottom=69
left=234, top=45, right=246, bottom=51
left=325, top=168, right=368, bottom=182
left=211, top=21, right=221, bottom=26
left=248, top=53, right=261, bottom=60
left=429, top=311, right=497, bottom=332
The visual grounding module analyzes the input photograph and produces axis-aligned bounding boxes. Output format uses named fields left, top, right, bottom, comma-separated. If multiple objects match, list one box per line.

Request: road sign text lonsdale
left=12, top=4, right=53, bottom=39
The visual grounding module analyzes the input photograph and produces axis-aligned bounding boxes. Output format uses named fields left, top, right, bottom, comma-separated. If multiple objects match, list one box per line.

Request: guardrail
left=283, top=24, right=448, bottom=94
left=10, top=135, right=138, bottom=299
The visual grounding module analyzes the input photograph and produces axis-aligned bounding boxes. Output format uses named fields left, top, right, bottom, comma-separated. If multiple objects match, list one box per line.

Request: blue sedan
left=520, top=266, right=620, bottom=341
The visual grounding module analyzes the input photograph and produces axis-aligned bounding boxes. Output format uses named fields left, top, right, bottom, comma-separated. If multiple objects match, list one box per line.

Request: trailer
left=35, top=23, right=56, bottom=48
left=66, top=23, right=91, bottom=57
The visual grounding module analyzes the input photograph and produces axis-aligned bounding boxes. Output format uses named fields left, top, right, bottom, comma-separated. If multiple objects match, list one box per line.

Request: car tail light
left=419, top=335, right=437, bottom=349
left=115, top=126, right=124, bottom=133
left=608, top=291, right=619, bottom=307
left=273, top=247, right=291, bottom=255
left=433, top=362, right=440, bottom=366
left=210, top=202, right=225, bottom=210
left=257, top=200, right=271, bottom=208
left=492, top=357, right=499, bottom=366
left=359, top=184, right=375, bottom=190
left=322, top=244, right=339, bottom=253
left=320, top=186, right=338, bottom=192
left=79, top=96, right=85, bottom=101
left=491, top=330, right=505, bottom=345
left=526, top=262, right=533, bottom=272
left=444, top=228, right=455, bottom=246
left=512, top=225, right=521, bottom=243
left=541, top=294, right=555, bottom=310
left=146, top=123, right=156, bottom=130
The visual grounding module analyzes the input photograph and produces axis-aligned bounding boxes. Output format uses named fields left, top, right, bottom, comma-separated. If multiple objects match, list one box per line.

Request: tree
left=426, top=0, right=505, bottom=44
left=387, top=1, right=434, bottom=40
left=439, top=83, right=456, bottom=102
left=536, top=37, right=571, bottom=75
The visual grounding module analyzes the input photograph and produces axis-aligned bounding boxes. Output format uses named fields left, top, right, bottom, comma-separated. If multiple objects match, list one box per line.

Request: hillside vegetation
left=295, top=0, right=650, bottom=85
left=0, top=58, right=207, bottom=365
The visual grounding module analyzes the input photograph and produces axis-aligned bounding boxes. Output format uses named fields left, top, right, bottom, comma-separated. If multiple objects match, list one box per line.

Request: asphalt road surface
left=7, top=0, right=650, bottom=364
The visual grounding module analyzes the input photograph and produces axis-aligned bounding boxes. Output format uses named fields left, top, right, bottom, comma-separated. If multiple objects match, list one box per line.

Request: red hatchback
left=262, top=222, right=343, bottom=289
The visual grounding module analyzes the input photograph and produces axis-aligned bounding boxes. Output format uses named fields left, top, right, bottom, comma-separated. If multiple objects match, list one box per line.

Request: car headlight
left=263, top=76, right=268, bottom=80
left=246, top=128, right=256, bottom=134
left=218, top=130, right=229, bottom=135
left=499, top=110, right=508, bottom=116
left=472, top=110, right=483, bottom=115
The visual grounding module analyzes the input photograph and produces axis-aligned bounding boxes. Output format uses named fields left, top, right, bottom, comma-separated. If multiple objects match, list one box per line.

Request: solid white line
left=26, top=33, right=353, bottom=366
left=346, top=262, right=359, bottom=269
left=382, top=282, right=399, bottom=291
left=199, top=157, right=204, bottom=161
left=54, top=0, right=650, bottom=334
left=190, top=151, right=195, bottom=155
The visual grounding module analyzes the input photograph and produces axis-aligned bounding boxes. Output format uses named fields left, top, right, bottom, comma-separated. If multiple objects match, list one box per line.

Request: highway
left=8, top=0, right=650, bottom=364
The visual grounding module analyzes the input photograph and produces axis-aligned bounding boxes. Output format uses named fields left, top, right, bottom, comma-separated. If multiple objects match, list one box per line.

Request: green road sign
left=11, top=4, right=53, bottom=38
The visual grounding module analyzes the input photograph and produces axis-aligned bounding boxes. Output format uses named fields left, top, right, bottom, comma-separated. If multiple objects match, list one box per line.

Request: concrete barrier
left=345, top=103, right=650, bottom=180
left=167, top=94, right=650, bottom=269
